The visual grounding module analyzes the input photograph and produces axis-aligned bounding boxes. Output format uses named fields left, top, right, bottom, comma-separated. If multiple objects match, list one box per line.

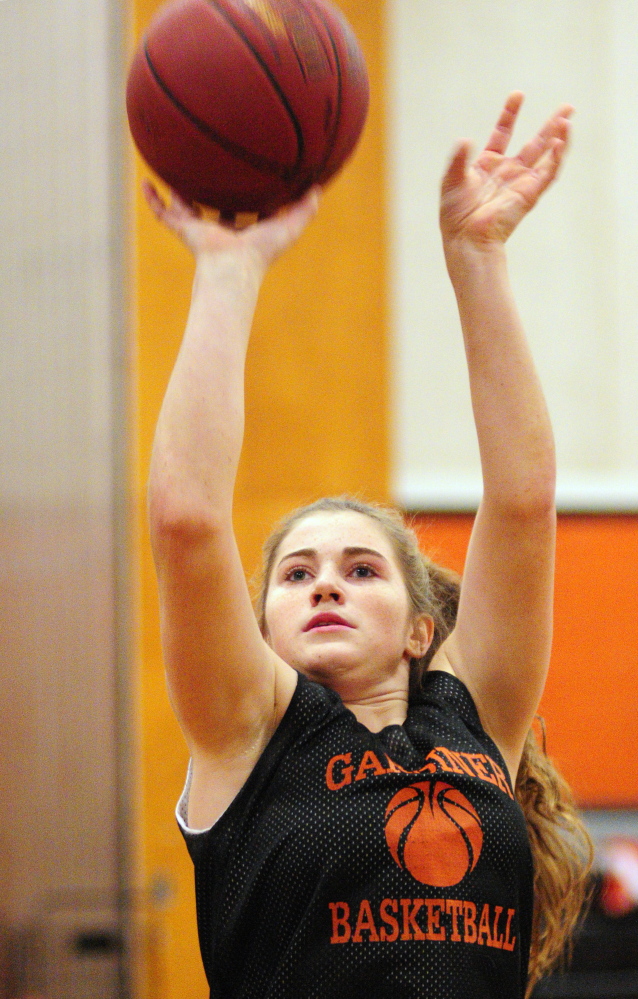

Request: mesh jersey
left=177, top=669, right=533, bottom=999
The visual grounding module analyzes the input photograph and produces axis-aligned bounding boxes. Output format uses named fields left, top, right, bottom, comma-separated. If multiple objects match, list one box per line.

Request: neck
left=340, top=662, right=410, bottom=731
left=298, top=659, right=411, bottom=731
left=344, top=689, right=409, bottom=732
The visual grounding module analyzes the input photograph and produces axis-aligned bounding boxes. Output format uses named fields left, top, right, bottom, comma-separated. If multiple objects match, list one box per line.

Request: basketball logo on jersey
left=384, top=780, right=483, bottom=886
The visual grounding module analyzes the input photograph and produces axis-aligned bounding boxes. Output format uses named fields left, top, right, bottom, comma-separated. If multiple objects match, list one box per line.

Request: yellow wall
left=132, top=4, right=389, bottom=996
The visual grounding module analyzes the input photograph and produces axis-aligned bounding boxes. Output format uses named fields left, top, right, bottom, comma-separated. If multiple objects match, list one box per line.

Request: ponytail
left=517, top=727, right=594, bottom=995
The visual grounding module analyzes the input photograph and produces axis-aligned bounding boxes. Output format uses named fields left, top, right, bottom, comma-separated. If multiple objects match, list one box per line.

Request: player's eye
left=285, top=567, right=310, bottom=582
left=351, top=564, right=376, bottom=578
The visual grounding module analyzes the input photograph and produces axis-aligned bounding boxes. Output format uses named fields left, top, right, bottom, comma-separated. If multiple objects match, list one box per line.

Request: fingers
left=505, top=134, right=568, bottom=220
left=516, top=104, right=573, bottom=169
left=253, top=186, right=322, bottom=261
left=441, top=140, right=473, bottom=193
left=530, top=136, right=568, bottom=194
left=283, top=185, right=322, bottom=235
left=142, top=179, right=201, bottom=230
left=484, top=91, right=524, bottom=156
left=141, top=178, right=165, bottom=216
left=482, top=93, right=573, bottom=171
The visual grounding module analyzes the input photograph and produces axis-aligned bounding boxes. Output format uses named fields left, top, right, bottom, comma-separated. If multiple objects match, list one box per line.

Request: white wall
left=388, top=0, right=638, bottom=511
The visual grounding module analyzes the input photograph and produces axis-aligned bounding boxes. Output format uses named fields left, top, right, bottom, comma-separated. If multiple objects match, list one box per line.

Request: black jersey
left=177, top=670, right=533, bottom=999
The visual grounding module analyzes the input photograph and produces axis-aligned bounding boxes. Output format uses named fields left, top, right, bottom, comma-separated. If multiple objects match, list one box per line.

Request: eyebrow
left=277, top=546, right=389, bottom=566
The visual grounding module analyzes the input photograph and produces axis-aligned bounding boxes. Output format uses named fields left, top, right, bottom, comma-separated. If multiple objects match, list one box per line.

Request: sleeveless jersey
left=177, top=669, right=533, bottom=999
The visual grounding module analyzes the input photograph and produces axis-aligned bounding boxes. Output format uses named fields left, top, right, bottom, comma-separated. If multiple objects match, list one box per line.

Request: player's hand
left=440, top=93, right=573, bottom=248
left=142, top=181, right=321, bottom=273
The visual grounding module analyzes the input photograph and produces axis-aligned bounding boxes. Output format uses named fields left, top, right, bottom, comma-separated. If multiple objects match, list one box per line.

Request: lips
left=303, top=612, right=354, bottom=632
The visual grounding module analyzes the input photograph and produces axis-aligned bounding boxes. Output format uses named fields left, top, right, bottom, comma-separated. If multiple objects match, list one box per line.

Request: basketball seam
left=385, top=787, right=425, bottom=872
left=281, top=9, right=310, bottom=84
left=386, top=782, right=483, bottom=885
left=303, top=0, right=342, bottom=182
left=396, top=790, right=424, bottom=870
left=441, top=809, right=478, bottom=871
left=240, top=5, right=284, bottom=63
left=206, top=0, right=305, bottom=173
left=289, top=36, right=309, bottom=85
left=438, top=790, right=483, bottom=872
left=143, top=43, right=293, bottom=181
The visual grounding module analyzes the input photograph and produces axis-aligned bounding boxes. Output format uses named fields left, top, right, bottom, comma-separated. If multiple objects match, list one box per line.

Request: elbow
left=147, top=479, right=228, bottom=551
left=487, top=459, right=557, bottom=523
left=517, top=478, right=556, bottom=525
left=517, top=456, right=556, bottom=517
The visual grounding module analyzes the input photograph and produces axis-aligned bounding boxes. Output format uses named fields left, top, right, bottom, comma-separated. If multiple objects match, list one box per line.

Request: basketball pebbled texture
left=384, top=780, right=484, bottom=887
left=126, top=0, right=369, bottom=216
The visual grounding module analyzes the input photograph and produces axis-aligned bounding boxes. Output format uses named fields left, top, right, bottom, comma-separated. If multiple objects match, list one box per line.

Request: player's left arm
left=430, top=94, right=573, bottom=779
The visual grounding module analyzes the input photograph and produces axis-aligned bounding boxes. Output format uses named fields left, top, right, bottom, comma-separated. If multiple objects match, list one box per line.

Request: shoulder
left=408, top=667, right=515, bottom=796
left=412, top=667, right=482, bottom=729
left=180, top=672, right=356, bottom=836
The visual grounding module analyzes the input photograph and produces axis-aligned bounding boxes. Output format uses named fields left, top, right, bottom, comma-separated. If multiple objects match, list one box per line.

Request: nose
left=311, top=565, right=344, bottom=606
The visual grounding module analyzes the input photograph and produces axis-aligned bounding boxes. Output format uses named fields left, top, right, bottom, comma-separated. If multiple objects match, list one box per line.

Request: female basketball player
left=144, top=93, right=592, bottom=998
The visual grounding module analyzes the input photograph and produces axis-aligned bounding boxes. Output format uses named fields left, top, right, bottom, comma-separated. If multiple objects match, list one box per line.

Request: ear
left=405, top=614, right=434, bottom=659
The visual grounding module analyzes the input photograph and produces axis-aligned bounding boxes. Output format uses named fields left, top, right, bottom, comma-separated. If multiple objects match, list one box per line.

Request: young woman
left=145, top=93, right=591, bottom=998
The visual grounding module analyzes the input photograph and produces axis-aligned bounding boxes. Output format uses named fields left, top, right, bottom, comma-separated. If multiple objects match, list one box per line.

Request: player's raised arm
left=145, top=186, right=319, bottom=822
left=431, top=93, right=574, bottom=777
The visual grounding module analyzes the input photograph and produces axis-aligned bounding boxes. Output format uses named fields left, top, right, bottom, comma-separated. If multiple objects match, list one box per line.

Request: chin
left=295, top=657, right=352, bottom=684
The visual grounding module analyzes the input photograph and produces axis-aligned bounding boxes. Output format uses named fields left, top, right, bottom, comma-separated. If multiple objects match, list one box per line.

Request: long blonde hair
left=256, top=496, right=593, bottom=993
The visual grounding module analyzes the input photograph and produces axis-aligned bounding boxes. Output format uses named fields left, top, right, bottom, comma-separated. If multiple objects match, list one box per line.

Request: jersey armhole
left=423, top=668, right=516, bottom=797
left=175, top=669, right=305, bottom=838
left=176, top=760, right=222, bottom=835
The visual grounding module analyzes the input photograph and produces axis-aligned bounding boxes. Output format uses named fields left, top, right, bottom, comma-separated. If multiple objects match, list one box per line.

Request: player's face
left=264, top=511, right=429, bottom=693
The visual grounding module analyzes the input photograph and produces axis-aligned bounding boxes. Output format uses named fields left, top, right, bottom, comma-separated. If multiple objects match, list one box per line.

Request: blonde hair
left=256, top=496, right=593, bottom=991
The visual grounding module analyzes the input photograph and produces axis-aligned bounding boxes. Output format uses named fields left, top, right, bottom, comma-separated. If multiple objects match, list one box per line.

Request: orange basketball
left=126, top=0, right=369, bottom=217
left=384, top=781, right=483, bottom=887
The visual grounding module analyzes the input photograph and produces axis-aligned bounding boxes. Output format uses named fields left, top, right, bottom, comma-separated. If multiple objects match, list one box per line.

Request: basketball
left=384, top=781, right=484, bottom=887
left=126, top=0, right=369, bottom=217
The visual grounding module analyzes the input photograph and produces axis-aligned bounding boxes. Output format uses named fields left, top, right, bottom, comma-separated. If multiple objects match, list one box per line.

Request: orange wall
left=413, top=514, right=638, bottom=808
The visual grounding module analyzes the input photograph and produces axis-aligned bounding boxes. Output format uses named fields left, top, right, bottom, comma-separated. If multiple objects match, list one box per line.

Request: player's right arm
left=145, top=185, right=319, bottom=827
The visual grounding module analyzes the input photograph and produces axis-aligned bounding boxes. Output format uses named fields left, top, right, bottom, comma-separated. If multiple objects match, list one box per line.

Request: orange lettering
left=326, top=753, right=353, bottom=790
left=352, top=899, right=379, bottom=942
left=424, top=899, right=446, bottom=941
left=379, top=898, right=399, bottom=942
left=491, top=905, right=504, bottom=949
left=385, top=755, right=410, bottom=774
left=503, top=908, right=517, bottom=951
left=446, top=750, right=476, bottom=778
left=491, top=760, right=513, bottom=799
left=419, top=759, right=437, bottom=774
left=446, top=899, right=463, bottom=941
left=400, top=898, right=425, bottom=940
left=477, top=903, right=493, bottom=946
left=463, top=901, right=477, bottom=943
left=355, top=750, right=387, bottom=781
left=430, top=748, right=464, bottom=774
left=329, top=896, right=515, bottom=951
left=469, top=753, right=497, bottom=785
left=422, top=747, right=515, bottom=797
left=329, top=902, right=351, bottom=942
